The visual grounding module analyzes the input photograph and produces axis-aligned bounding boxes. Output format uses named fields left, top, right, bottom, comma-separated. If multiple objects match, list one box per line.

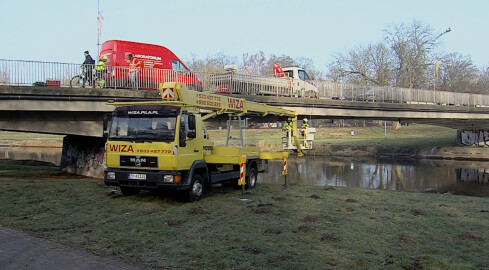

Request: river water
left=1, top=146, right=489, bottom=197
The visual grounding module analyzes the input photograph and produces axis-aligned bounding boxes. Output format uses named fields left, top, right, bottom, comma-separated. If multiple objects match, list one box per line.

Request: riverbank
left=309, top=145, right=489, bottom=161
left=0, top=165, right=487, bottom=269
left=2, top=125, right=488, bottom=163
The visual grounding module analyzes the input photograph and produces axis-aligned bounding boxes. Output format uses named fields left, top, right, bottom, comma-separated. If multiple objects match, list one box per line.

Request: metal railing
left=1, top=58, right=489, bottom=107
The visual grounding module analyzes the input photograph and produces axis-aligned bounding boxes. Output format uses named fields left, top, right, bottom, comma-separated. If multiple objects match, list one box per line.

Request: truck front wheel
left=120, top=186, right=140, bottom=196
left=187, top=174, right=204, bottom=202
left=246, top=167, right=257, bottom=190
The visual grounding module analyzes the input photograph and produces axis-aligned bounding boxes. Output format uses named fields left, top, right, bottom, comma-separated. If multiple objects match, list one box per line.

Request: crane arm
left=108, top=82, right=303, bottom=155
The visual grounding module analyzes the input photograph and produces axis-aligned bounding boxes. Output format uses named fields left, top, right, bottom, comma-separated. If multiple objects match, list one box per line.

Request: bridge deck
left=1, top=85, right=489, bottom=137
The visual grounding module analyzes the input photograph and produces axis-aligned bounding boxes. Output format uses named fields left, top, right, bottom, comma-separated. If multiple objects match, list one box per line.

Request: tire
left=120, top=186, right=140, bottom=196
left=245, top=167, right=258, bottom=190
left=70, top=75, right=83, bottom=88
left=187, top=173, right=204, bottom=202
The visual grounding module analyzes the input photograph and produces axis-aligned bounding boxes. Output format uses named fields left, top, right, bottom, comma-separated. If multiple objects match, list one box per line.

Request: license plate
left=128, top=173, right=146, bottom=180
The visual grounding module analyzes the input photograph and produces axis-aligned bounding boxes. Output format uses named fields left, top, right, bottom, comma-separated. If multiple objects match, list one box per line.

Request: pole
left=282, top=156, right=288, bottom=189
left=97, top=0, right=103, bottom=58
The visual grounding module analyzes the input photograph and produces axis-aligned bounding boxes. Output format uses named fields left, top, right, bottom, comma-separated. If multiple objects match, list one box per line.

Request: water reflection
left=260, top=156, right=489, bottom=197
left=2, top=146, right=489, bottom=197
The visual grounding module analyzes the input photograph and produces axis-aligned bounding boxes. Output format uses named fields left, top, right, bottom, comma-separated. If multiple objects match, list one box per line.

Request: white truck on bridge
left=209, top=63, right=318, bottom=98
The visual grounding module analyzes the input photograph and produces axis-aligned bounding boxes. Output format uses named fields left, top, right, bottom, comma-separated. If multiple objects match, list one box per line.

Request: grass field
left=209, top=124, right=457, bottom=150
left=0, top=165, right=488, bottom=269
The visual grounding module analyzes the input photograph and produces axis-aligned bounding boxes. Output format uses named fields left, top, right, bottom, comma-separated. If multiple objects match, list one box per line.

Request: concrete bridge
left=1, top=85, right=489, bottom=137
left=2, top=84, right=489, bottom=177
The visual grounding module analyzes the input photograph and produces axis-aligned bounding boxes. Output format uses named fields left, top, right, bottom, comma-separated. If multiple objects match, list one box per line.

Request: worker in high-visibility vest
left=283, top=118, right=292, bottom=137
left=128, top=53, right=142, bottom=90
left=301, top=118, right=309, bottom=137
left=95, top=55, right=108, bottom=88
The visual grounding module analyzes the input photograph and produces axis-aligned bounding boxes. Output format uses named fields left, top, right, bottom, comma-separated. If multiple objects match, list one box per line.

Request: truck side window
left=298, top=70, right=311, bottom=80
left=284, top=71, right=293, bottom=78
left=172, top=60, right=189, bottom=73
left=179, top=114, right=187, bottom=147
left=187, top=114, right=196, bottom=139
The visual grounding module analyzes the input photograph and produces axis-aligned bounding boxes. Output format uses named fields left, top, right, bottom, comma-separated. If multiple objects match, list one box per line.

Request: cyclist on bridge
left=82, top=51, right=95, bottom=87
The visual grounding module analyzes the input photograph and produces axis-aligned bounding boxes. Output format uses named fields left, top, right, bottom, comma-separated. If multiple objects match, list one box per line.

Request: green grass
left=0, top=166, right=488, bottom=269
left=209, top=124, right=457, bottom=149
left=0, top=131, right=63, bottom=141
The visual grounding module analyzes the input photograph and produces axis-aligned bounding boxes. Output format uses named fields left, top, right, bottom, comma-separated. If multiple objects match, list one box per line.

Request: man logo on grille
left=130, top=157, right=146, bottom=167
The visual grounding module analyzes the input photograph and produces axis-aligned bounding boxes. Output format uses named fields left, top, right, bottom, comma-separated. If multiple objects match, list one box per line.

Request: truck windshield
left=298, top=70, right=311, bottom=80
left=109, top=116, right=177, bottom=142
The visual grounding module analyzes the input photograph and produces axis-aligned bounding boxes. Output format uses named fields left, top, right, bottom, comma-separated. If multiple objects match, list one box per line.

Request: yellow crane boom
left=109, top=82, right=303, bottom=156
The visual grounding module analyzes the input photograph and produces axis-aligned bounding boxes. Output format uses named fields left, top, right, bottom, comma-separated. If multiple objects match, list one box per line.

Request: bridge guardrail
left=1, top=59, right=489, bottom=107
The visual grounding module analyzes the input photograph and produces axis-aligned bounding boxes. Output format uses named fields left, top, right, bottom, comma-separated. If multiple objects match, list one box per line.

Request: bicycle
left=70, top=65, right=103, bottom=88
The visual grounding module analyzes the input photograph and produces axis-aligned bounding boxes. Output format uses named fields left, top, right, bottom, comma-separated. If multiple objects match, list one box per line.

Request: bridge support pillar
left=457, top=130, right=489, bottom=146
left=59, top=135, right=106, bottom=178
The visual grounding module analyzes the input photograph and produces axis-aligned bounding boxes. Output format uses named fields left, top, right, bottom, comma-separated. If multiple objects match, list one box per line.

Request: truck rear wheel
left=187, top=173, right=204, bottom=202
left=120, top=186, right=140, bottom=196
left=246, top=167, right=257, bottom=190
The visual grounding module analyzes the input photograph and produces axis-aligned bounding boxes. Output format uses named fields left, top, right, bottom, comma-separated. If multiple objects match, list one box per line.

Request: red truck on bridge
left=99, top=40, right=202, bottom=90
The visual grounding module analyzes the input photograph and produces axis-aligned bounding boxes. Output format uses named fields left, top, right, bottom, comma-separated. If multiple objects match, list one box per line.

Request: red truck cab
left=99, top=40, right=201, bottom=90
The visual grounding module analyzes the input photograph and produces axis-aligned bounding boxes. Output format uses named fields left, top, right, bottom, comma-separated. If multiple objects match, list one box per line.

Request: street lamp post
left=433, top=28, right=451, bottom=92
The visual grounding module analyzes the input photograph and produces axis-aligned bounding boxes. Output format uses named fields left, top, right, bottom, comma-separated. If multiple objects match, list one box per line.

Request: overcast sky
left=1, top=0, right=488, bottom=72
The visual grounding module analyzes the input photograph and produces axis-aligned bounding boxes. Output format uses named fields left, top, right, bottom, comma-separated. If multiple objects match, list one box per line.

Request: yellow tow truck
left=103, top=82, right=309, bottom=201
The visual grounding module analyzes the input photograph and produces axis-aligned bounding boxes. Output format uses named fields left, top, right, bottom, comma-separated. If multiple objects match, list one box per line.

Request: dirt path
left=0, top=226, right=141, bottom=270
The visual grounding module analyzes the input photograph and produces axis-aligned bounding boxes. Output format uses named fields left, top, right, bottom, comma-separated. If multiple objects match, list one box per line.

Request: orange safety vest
left=129, top=58, right=141, bottom=73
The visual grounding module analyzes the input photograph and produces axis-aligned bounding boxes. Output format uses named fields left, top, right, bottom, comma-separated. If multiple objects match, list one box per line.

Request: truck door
left=176, top=113, right=203, bottom=169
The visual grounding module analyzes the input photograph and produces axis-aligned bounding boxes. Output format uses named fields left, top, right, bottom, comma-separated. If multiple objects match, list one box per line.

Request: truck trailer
left=209, top=64, right=318, bottom=98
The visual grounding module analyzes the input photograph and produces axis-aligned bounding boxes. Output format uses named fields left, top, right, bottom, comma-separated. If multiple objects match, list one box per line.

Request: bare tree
left=440, top=53, right=479, bottom=92
left=476, top=66, right=489, bottom=94
left=384, top=20, right=436, bottom=89
left=242, top=51, right=267, bottom=75
left=369, top=43, right=393, bottom=86
left=326, top=43, right=393, bottom=86
left=186, top=52, right=237, bottom=74
left=262, top=54, right=296, bottom=76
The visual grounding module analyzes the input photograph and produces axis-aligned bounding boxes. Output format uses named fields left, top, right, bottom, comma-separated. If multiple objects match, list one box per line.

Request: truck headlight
left=107, top=172, right=116, bottom=180
left=163, top=175, right=173, bottom=182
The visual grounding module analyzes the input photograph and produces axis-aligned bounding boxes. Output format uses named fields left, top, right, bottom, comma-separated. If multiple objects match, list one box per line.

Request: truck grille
left=120, top=156, right=158, bottom=168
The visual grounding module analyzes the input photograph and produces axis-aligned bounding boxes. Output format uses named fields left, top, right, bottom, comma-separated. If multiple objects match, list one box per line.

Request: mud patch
left=242, top=247, right=262, bottom=254
left=27, top=198, right=43, bottom=204
left=165, top=220, right=183, bottom=227
left=254, top=208, right=272, bottom=214
left=105, top=190, right=123, bottom=199
left=320, top=233, right=340, bottom=242
left=403, top=258, right=428, bottom=270
left=345, top=198, right=358, bottom=203
left=264, top=228, right=281, bottom=235
left=303, top=215, right=319, bottom=222
left=400, top=235, right=418, bottom=245
left=411, top=209, right=426, bottom=216
left=380, top=255, right=394, bottom=266
left=310, top=194, right=320, bottom=199
left=187, top=207, right=208, bottom=215
left=460, top=232, right=481, bottom=240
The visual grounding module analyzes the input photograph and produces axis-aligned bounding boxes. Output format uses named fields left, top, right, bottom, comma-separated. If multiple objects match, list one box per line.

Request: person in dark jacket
left=82, top=51, right=95, bottom=87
